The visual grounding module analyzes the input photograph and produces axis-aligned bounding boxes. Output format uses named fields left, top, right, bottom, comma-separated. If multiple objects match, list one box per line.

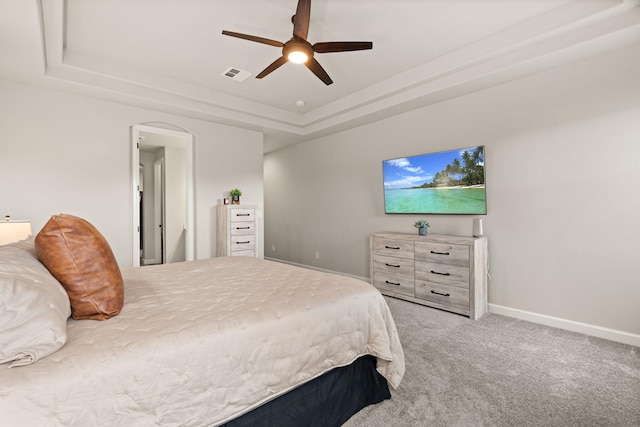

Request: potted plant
left=230, top=188, right=242, bottom=205
left=414, top=219, right=430, bottom=236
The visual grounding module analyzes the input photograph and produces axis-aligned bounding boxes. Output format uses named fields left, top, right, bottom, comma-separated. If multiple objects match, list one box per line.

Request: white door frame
left=131, top=124, right=195, bottom=267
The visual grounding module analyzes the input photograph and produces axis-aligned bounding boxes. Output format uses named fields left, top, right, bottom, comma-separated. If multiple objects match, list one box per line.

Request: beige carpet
left=344, top=297, right=640, bottom=427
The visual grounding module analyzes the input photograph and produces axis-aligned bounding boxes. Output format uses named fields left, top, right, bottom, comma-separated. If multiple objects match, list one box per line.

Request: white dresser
left=216, top=205, right=257, bottom=257
left=370, top=232, right=488, bottom=319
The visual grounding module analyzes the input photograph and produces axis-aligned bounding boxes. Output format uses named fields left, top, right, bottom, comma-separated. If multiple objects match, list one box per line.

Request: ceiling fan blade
left=222, top=30, right=283, bottom=48
left=305, top=57, right=333, bottom=85
left=293, top=0, right=311, bottom=40
left=256, top=56, right=288, bottom=79
left=313, top=41, right=373, bottom=53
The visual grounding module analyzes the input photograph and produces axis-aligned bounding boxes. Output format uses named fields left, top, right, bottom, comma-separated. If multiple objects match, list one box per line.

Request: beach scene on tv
left=383, top=146, right=486, bottom=214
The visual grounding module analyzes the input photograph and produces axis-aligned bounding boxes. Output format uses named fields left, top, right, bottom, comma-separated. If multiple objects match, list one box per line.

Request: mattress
left=0, top=256, right=404, bottom=426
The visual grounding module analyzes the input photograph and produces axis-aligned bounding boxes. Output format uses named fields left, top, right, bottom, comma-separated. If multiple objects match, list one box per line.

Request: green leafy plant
left=230, top=188, right=242, bottom=197
left=414, top=219, right=430, bottom=229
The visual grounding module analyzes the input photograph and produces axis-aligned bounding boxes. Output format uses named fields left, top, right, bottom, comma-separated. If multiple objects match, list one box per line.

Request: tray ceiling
left=1, top=0, right=639, bottom=151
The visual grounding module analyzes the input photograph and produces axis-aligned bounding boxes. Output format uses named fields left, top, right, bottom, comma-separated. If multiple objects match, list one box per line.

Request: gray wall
left=0, top=78, right=264, bottom=267
left=264, top=43, right=640, bottom=339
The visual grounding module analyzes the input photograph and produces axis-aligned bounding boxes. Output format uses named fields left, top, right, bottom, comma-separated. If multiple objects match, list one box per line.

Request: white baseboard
left=264, top=257, right=639, bottom=348
left=264, top=257, right=370, bottom=282
left=489, top=304, right=640, bottom=348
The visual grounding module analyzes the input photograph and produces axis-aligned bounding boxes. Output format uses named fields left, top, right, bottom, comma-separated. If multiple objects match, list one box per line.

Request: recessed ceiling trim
left=36, top=0, right=640, bottom=143
left=41, top=0, right=304, bottom=133
left=299, top=0, right=639, bottom=127
left=301, top=21, right=640, bottom=139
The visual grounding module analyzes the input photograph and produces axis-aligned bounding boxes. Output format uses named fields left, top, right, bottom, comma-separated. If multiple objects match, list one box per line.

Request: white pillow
left=0, top=237, right=71, bottom=367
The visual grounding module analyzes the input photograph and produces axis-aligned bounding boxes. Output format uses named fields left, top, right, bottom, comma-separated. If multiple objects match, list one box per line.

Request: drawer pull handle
left=385, top=245, right=400, bottom=250
left=236, top=241, right=251, bottom=244
left=236, top=213, right=251, bottom=217
left=430, top=250, right=450, bottom=256
left=431, top=290, right=450, bottom=297
left=430, top=270, right=450, bottom=276
left=385, top=263, right=401, bottom=268
left=235, top=226, right=250, bottom=230
left=385, top=280, right=401, bottom=286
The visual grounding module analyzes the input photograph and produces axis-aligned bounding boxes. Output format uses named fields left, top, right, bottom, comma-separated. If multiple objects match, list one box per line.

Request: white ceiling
left=1, top=0, right=639, bottom=152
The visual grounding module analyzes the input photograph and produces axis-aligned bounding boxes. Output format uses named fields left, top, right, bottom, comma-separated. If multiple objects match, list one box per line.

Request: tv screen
left=383, top=146, right=486, bottom=214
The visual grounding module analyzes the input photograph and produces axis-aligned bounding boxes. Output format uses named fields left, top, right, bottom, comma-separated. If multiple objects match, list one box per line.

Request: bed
left=0, top=217, right=404, bottom=426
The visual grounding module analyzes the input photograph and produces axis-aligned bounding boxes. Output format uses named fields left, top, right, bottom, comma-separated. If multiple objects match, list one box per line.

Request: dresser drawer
left=373, top=272, right=414, bottom=297
left=230, top=250, right=255, bottom=257
left=230, top=235, right=255, bottom=252
left=230, top=209, right=255, bottom=222
left=372, top=238, right=414, bottom=259
left=230, top=222, right=255, bottom=235
left=373, top=254, right=414, bottom=277
left=415, top=242, right=469, bottom=266
left=415, top=280, right=470, bottom=312
left=415, top=261, right=469, bottom=288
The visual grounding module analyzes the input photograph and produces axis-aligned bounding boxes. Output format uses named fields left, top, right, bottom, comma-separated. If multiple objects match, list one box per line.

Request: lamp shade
left=0, top=220, right=32, bottom=245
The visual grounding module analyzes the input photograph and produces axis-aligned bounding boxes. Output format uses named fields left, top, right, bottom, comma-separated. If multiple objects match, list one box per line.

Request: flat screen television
left=383, top=146, right=486, bottom=214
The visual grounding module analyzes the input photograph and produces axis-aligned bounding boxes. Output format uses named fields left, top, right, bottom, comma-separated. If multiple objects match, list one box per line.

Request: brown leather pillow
left=35, top=214, right=124, bottom=320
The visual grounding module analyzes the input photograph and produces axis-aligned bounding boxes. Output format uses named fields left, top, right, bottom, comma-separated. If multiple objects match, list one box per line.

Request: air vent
left=222, top=67, right=251, bottom=82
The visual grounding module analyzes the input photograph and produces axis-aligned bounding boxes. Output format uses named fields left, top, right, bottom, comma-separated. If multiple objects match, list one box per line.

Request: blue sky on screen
left=383, top=147, right=476, bottom=190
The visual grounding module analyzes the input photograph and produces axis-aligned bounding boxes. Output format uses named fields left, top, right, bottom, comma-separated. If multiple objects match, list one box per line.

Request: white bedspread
left=0, top=257, right=404, bottom=426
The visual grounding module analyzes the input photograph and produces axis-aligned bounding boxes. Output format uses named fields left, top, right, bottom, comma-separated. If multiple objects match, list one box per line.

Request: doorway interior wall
left=131, top=124, right=194, bottom=267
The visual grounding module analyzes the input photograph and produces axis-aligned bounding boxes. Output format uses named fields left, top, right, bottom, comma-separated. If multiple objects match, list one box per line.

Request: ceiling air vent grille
left=222, top=67, right=251, bottom=82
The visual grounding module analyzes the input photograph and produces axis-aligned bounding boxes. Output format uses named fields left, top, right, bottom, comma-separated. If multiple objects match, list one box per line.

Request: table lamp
left=0, top=215, right=33, bottom=245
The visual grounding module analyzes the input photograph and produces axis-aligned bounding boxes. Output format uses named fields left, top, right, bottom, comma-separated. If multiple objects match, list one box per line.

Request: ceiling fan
left=221, top=0, right=372, bottom=85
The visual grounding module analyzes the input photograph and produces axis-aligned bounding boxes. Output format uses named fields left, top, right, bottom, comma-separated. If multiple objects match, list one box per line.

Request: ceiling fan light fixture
left=283, top=40, right=312, bottom=64
left=288, top=50, right=308, bottom=64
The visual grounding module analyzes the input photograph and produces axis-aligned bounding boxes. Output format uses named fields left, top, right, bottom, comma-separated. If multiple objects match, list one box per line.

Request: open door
left=153, top=158, right=165, bottom=264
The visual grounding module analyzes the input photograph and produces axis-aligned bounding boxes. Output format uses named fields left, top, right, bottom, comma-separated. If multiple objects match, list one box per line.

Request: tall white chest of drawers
left=370, top=232, right=488, bottom=320
left=216, top=205, right=257, bottom=257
